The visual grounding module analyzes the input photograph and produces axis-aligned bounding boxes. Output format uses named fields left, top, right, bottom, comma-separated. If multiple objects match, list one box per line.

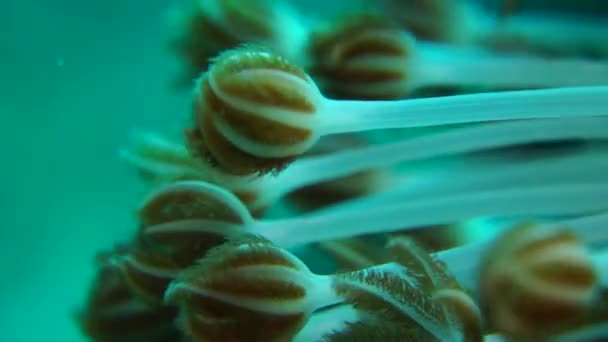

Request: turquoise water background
left=1, top=2, right=186, bottom=340
left=1, top=1, right=606, bottom=340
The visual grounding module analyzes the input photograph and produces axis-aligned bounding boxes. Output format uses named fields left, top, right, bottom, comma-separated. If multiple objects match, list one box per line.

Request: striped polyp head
left=78, top=248, right=182, bottom=341
left=480, top=223, right=598, bottom=338
left=308, top=14, right=415, bottom=99
left=119, top=181, right=251, bottom=303
left=165, top=235, right=322, bottom=341
left=186, top=46, right=321, bottom=176
left=169, top=0, right=279, bottom=84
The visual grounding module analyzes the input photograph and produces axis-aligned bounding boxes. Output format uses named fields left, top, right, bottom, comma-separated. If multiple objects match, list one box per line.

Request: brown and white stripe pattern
left=307, top=14, right=415, bottom=100
left=119, top=181, right=252, bottom=304
left=187, top=47, right=321, bottom=176
left=118, top=131, right=275, bottom=217
left=161, top=234, right=483, bottom=340
left=480, top=223, right=599, bottom=338
left=165, top=235, right=338, bottom=341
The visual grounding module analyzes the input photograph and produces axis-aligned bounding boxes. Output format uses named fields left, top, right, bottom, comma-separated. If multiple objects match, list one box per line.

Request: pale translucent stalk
left=293, top=305, right=360, bottom=342
left=494, top=13, right=608, bottom=57
left=593, top=250, right=608, bottom=289
left=319, top=86, right=608, bottom=134
left=321, top=145, right=608, bottom=214
left=254, top=183, right=608, bottom=248
left=260, top=118, right=608, bottom=208
left=413, top=42, right=608, bottom=88
left=118, top=131, right=201, bottom=179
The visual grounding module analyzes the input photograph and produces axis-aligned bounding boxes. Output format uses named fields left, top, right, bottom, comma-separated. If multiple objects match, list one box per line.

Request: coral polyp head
left=168, top=0, right=306, bottom=84
left=78, top=248, right=181, bottom=341
left=138, top=180, right=250, bottom=228
left=187, top=46, right=321, bottom=175
left=308, top=14, right=415, bottom=99
left=119, top=181, right=252, bottom=303
left=480, top=223, right=599, bottom=338
left=164, top=235, right=318, bottom=341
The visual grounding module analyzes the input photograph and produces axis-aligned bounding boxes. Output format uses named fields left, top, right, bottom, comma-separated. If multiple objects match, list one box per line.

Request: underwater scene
left=2, top=0, right=608, bottom=341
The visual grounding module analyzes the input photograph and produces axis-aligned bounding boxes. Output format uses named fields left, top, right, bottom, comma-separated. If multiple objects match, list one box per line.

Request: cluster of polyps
left=80, top=0, right=608, bottom=341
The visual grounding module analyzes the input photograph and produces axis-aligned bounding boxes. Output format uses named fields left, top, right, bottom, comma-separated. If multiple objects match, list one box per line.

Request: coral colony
left=78, top=0, right=608, bottom=341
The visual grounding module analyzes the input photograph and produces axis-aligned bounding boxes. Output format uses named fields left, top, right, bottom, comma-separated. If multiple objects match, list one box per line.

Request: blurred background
left=0, top=0, right=606, bottom=340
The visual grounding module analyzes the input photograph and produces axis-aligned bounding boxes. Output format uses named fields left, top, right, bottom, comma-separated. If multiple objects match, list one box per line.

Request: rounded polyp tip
left=480, top=223, right=598, bottom=338
left=165, top=235, right=311, bottom=341
left=187, top=46, right=320, bottom=176
left=138, top=180, right=250, bottom=227
left=308, top=14, right=414, bottom=99
left=168, top=0, right=280, bottom=85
